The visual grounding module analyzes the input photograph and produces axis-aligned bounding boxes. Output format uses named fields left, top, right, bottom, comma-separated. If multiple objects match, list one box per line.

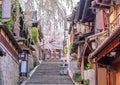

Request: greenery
left=63, top=46, right=68, bottom=54
left=70, top=42, right=78, bottom=54
left=75, top=76, right=90, bottom=85
left=0, top=5, right=14, bottom=31
left=84, top=79, right=90, bottom=85
left=85, top=59, right=91, bottom=70
left=32, top=54, right=36, bottom=58
left=71, top=57, right=77, bottom=61
left=31, top=27, right=39, bottom=43
left=75, top=76, right=82, bottom=83
left=0, top=5, right=2, bottom=22
left=3, top=21, right=13, bottom=31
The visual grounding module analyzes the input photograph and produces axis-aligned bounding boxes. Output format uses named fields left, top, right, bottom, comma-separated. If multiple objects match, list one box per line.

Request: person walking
left=64, top=60, right=68, bottom=75
left=59, top=60, right=64, bottom=75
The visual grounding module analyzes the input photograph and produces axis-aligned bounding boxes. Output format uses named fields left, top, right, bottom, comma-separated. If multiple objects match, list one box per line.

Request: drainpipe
left=95, top=58, right=98, bottom=85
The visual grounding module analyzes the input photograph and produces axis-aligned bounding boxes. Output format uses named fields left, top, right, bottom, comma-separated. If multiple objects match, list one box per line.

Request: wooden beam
left=97, top=37, right=120, bottom=61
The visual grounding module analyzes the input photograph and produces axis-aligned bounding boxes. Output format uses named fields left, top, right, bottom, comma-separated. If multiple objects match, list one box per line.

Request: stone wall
left=28, top=54, right=34, bottom=72
left=84, top=69, right=95, bottom=85
left=0, top=43, right=19, bottom=85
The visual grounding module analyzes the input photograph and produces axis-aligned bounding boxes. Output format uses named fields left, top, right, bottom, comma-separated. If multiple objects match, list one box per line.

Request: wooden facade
left=0, top=25, right=21, bottom=62
left=44, top=49, right=62, bottom=60
left=68, top=0, right=120, bottom=85
left=0, top=25, right=22, bottom=85
left=89, top=1, right=120, bottom=85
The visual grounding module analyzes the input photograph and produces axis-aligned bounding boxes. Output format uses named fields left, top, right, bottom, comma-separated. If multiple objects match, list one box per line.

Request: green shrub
left=84, top=79, right=90, bottom=85
left=71, top=57, right=77, bottom=61
left=75, top=76, right=82, bottom=83
left=3, top=21, right=13, bottom=31
left=85, top=59, right=91, bottom=70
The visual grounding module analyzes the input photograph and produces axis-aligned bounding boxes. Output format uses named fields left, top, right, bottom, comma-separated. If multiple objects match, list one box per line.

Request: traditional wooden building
left=88, top=0, right=120, bottom=85
left=0, top=25, right=22, bottom=85
left=67, top=1, right=96, bottom=84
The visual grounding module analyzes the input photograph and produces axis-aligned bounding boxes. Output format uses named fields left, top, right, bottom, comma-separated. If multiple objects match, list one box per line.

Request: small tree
left=31, top=27, right=39, bottom=43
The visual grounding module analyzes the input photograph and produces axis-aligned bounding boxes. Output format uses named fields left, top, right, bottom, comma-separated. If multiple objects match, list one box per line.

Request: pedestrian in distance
left=59, top=60, right=64, bottom=75
left=64, top=60, right=68, bottom=75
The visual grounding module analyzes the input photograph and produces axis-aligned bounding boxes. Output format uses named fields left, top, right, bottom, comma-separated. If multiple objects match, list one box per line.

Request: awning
left=78, top=31, right=94, bottom=41
left=81, top=0, right=95, bottom=23
left=74, top=0, right=86, bottom=22
left=90, top=27, right=120, bottom=60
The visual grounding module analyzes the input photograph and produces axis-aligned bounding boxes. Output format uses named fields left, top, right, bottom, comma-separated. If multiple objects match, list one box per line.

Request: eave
left=90, top=27, right=120, bottom=60
left=0, top=25, right=22, bottom=52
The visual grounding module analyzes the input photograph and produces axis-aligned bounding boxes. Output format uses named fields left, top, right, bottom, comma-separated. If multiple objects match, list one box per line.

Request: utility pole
left=42, top=39, right=45, bottom=61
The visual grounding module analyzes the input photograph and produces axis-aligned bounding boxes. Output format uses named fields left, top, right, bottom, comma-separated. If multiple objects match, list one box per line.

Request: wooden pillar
left=101, top=10, right=105, bottom=31
left=81, top=56, right=84, bottom=79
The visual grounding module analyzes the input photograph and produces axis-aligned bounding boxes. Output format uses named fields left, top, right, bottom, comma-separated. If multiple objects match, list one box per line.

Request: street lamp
left=19, top=51, right=28, bottom=77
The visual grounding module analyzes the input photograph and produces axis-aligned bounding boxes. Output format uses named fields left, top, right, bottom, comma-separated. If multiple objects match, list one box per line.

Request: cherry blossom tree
left=19, top=0, right=79, bottom=50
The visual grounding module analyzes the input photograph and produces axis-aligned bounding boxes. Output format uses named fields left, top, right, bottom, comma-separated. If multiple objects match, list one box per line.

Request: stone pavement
left=25, top=61, right=75, bottom=85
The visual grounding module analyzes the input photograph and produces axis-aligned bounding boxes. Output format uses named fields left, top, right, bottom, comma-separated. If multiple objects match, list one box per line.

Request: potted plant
left=84, top=79, right=90, bottom=85
left=75, top=76, right=82, bottom=83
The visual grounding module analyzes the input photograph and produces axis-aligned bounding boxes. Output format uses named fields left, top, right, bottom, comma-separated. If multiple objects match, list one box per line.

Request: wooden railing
left=96, top=31, right=108, bottom=46
left=95, top=13, right=120, bottom=48
left=86, top=31, right=108, bottom=49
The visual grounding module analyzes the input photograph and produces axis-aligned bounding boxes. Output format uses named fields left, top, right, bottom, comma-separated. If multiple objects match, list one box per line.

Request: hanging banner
left=2, top=0, right=11, bottom=20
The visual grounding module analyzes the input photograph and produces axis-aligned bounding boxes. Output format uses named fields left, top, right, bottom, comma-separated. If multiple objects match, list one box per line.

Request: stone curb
left=68, top=68, right=80, bottom=85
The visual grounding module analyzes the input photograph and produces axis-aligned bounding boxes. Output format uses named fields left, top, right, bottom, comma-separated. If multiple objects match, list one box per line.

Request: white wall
left=0, top=43, right=19, bottom=85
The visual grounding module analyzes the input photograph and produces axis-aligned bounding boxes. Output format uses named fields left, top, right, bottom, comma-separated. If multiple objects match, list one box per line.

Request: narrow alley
left=24, top=61, right=74, bottom=85
left=1, top=0, right=120, bottom=85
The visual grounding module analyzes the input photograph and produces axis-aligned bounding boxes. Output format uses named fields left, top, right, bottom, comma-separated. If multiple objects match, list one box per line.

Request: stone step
left=25, top=61, right=74, bottom=85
